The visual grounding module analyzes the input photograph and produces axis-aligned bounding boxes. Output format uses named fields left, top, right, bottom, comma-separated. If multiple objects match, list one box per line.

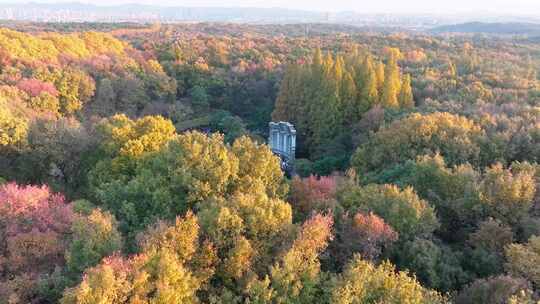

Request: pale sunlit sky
left=3, top=0, right=540, bottom=15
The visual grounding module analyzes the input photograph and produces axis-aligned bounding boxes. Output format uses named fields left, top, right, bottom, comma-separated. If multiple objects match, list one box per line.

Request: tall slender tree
left=359, top=56, right=379, bottom=110
left=399, top=74, right=414, bottom=108
left=381, top=53, right=400, bottom=109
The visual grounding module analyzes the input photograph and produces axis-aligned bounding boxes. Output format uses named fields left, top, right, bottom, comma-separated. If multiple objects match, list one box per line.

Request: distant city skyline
left=2, top=0, right=539, bottom=15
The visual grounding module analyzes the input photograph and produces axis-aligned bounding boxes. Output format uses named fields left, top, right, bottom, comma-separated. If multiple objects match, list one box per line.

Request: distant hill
left=0, top=3, right=326, bottom=23
left=432, top=22, right=540, bottom=35
left=1, top=3, right=540, bottom=29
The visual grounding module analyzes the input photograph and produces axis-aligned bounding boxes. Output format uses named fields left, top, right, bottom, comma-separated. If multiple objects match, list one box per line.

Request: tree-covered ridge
left=0, top=23, right=539, bottom=303
left=0, top=28, right=127, bottom=63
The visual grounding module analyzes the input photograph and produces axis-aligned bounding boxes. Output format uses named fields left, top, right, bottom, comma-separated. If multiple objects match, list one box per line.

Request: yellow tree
left=352, top=112, right=484, bottom=173
left=480, top=163, right=536, bottom=225
left=270, top=214, right=333, bottom=303
left=375, top=60, right=385, bottom=96
left=359, top=55, right=379, bottom=110
left=0, top=98, right=28, bottom=150
left=231, top=136, right=287, bottom=199
left=90, top=114, right=177, bottom=180
left=381, top=53, right=401, bottom=109
left=62, top=213, right=212, bottom=304
left=331, top=256, right=446, bottom=304
left=61, top=256, right=132, bottom=304
left=399, top=74, right=414, bottom=108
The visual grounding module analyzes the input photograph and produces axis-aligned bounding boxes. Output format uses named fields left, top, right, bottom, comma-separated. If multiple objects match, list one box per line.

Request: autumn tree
left=35, top=67, right=95, bottom=115
left=198, top=191, right=292, bottom=282
left=89, top=118, right=286, bottom=246
left=331, top=256, right=446, bottom=304
left=269, top=214, right=333, bottom=303
left=62, top=213, right=211, bottom=304
left=399, top=73, right=414, bottom=108
left=479, top=163, right=536, bottom=225
left=60, top=255, right=132, bottom=304
left=88, top=114, right=176, bottom=182
left=288, top=175, right=337, bottom=221
left=0, top=183, right=73, bottom=303
left=0, top=97, right=28, bottom=152
left=352, top=112, right=484, bottom=175
left=381, top=52, right=401, bottom=109
left=455, top=275, right=532, bottom=304
left=137, top=212, right=217, bottom=287
left=505, top=236, right=540, bottom=287
left=358, top=55, right=379, bottom=111
left=328, top=212, right=398, bottom=270
left=231, top=136, right=287, bottom=199
left=338, top=183, right=439, bottom=240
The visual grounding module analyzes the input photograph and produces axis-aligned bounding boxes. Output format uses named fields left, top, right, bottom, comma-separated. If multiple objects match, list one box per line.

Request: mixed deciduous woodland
left=0, top=22, right=539, bottom=303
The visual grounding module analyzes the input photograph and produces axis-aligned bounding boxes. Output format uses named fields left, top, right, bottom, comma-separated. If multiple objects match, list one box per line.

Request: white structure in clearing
left=268, top=121, right=296, bottom=173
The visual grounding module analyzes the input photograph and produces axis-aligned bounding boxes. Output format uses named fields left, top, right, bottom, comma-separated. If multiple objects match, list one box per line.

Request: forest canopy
left=0, top=22, right=539, bottom=304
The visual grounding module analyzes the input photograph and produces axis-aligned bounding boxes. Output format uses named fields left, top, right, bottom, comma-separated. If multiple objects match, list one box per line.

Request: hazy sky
left=4, top=0, right=540, bottom=15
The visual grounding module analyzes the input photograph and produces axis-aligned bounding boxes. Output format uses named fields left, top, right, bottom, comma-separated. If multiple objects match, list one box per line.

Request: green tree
left=272, top=64, right=305, bottom=124
left=396, top=155, right=483, bottom=241
left=90, top=78, right=116, bottom=117
left=463, top=218, right=513, bottom=278
left=65, top=208, right=123, bottom=277
left=209, top=111, right=248, bottom=143
left=22, top=117, right=94, bottom=195
left=505, top=236, right=540, bottom=286
left=190, top=85, right=210, bottom=109
left=340, top=71, right=359, bottom=126
left=90, top=123, right=286, bottom=246
left=395, top=238, right=469, bottom=292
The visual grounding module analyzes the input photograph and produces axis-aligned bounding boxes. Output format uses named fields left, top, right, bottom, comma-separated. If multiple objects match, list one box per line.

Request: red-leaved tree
left=0, top=183, right=74, bottom=302
left=329, top=212, right=398, bottom=270
left=289, top=175, right=337, bottom=221
left=16, top=78, right=59, bottom=98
